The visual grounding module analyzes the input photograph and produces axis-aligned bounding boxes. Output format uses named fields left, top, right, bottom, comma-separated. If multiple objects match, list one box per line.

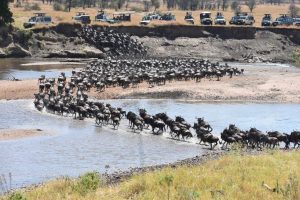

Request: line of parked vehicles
left=23, top=11, right=300, bottom=28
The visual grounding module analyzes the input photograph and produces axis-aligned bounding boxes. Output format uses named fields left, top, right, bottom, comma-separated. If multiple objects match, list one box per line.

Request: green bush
left=53, top=2, right=64, bottom=11
left=130, top=6, right=144, bottom=12
left=8, top=192, right=27, bottom=200
left=292, top=50, right=300, bottom=67
left=14, top=29, right=32, bottom=46
left=24, top=3, right=41, bottom=11
left=73, top=172, right=101, bottom=196
left=14, top=1, right=22, bottom=8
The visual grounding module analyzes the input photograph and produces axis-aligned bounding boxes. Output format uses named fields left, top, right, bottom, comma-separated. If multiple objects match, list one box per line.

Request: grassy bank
left=293, top=49, right=300, bottom=67
left=2, top=150, right=300, bottom=200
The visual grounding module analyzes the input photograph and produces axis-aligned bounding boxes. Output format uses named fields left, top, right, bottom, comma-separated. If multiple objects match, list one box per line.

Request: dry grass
left=9, top=1, right=298, bottom=29
left=2, top=150, right=300, bottom=200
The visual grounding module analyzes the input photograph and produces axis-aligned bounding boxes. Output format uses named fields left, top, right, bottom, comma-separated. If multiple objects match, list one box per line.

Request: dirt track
left=1, top=64, right=300, bottom=103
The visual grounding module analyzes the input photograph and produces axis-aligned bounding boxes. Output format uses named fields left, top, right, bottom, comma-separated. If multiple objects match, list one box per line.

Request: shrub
left=292, top=49, right=300, bottom=67
left=130, top=6, right=144, bottom=12
left=8, top=192, right=27, bottom=200
left=14, top=1, right=22, bottom=8
left=53, top=2, right=63, bottom=11
left=14, top=29, right=32, bottom=46
left=72, top=172, right=101, bottom=196
left=24, top=3, right=41, bottom=11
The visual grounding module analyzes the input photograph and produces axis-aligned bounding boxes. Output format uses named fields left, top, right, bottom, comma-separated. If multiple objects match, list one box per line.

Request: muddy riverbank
left=0, top=24, right=299, bottom=63
left=1, top=63, right=300, bottom=103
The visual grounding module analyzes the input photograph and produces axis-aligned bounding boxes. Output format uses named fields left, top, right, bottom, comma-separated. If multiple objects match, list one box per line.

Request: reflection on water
left=0, top=58, right=84, bottom=80
left=1, top=99, right=300, bottom=189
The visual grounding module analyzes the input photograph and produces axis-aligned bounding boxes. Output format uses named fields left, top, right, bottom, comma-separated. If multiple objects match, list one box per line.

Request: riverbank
left=0, top=24, right=299, bottom=63
left=2, top=150, right=299, bottom=200
left=1, top=64, right=300, bottom=103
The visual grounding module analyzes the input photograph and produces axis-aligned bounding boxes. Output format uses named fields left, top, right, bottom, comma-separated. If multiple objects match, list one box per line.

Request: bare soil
left=138, top=31, right=297, bottom=62
left=1, top=64, right=300, bottom=103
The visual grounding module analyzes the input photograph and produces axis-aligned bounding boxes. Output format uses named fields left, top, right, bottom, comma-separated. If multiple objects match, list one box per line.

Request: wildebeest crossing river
left=0, top=99, right=300, bottom=189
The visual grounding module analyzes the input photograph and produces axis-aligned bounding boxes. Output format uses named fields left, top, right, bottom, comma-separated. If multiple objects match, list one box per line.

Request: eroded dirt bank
left=138, top=31, right=297, bottom=63
left=1, top=65, right=300, bottom=103
left=0, top=24, right=299, bottom=63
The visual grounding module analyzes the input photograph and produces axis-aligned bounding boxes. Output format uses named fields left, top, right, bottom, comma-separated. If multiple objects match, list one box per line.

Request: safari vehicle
left=229, top=16, right=239, bottom=25
left=160, top=13, right=176, bottom=21
left=214, top=12, right=226, bottom=25
left=272, top=14, right=294, bottom=26
left=261, top=14, right=272, bottom=26
left=184, top=12, right=194, bottom=24
left=294, top=18, right=300, bottom=26
left=236, top=13, right=255, bottom=25
left=200, top=12, right=212, bottom=25
left=237, top=15, right=255, bottom=25
left=229, top=12, right=254, bottom=25
left=95, top=10, right=110, bottom=22
left=111, top=11, right=135, bottom=23
left=140, top=13, right=160, bottom=25
left=72, top=12, right=87, bottom=21
left=140, top=15, right=151, bottom=25
left=80, top=15, right=91, bottom=24
left=23, top=13, right=52, bottom=28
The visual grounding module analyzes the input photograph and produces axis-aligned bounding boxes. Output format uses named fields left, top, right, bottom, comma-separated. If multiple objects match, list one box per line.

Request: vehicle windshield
left=29, top=17, right=36, bottom=22
left=142, top=16, right=150, bottom=20
left=201, top=14, right=211, bottom=19
left=44, top=17, right=51, bottom=22
left=216, top=16, right=224, bottom=19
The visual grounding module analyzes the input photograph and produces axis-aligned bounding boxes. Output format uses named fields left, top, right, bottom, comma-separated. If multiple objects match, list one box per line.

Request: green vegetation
left=292, top=49, right=300, bottom=67
left=1, top=151, right=300, bottom=200
left=7, top=192, right=27, bottom=200
left=24, top=3, right=41, bottom=11
left=72, top=172, right=102, bottom=196
left=0, top=0, right=14, bottom=25
left=52, top=2, right=64, bottom=11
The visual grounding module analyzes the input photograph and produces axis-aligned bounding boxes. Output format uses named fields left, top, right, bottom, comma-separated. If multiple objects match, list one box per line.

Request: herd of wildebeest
left=33, top=58, right=300, bottom=150
left=80, top=26, right=147, bottom=57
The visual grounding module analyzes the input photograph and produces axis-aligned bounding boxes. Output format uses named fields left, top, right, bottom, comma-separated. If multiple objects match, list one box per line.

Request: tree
left=231, top=0, right=240, bottom=14
left=143, top=0, right=151, bottom=11
left=289, top=3, right=299, bottom=18
left=189, top=0, right=199, bottom=10
left=67, top=0, right=71, bottom=12
left=222, top=0, right=228, bottom=11
left=151, top=0, right=160, bottom=10
left=116, top=0, right=125, bottom=10
left=166, top=0, right=176, bottom=10
left=0, top=0, right=14, bottom=25
left=217, top=0, right=222, bottom=10
left=247, top=0, right=256, bottom=12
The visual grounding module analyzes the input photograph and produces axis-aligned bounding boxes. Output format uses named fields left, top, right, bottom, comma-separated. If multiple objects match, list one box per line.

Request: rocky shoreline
left=102, top=150, right=225, bottom=185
